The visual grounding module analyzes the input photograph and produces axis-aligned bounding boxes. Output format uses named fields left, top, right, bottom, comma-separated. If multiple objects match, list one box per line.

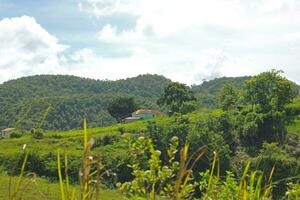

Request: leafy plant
left=286, top=182, right=300, bottom=200
left=118, top=135, right=206, bottom=200
left=199, top=157, right=274, bottom=200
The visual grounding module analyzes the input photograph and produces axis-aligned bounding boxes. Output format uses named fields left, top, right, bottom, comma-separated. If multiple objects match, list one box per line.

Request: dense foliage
left=107, top=97, right=137, bottom=122
left=157, top=82, right=196, bottom=114
left=0, top=74, right=170, bottom=130
left=191, top=76, right=250, bottom=94
left=0, top=71, right=299, bottom=199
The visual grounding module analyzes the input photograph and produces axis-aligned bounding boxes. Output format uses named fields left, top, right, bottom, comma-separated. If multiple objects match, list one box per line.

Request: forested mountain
left=191, top=76, right=250, bottom=94
left=0, top=74, right=297, bottom=131
left=0, top=74, right=171, bottom=100
left=0, top=74, right=171, bottom=130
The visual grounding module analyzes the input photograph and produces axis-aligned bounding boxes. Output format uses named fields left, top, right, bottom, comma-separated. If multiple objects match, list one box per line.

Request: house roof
left=124, top=117, right=143, bottom=120
left=1, top=128, right=16, bottom=132
left=133, top=109, right=166, bottom=116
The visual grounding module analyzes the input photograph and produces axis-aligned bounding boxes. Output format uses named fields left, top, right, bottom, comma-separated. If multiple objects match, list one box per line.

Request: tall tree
left=240, top=70, right=297, bottom=146
left=157, top=82, right=196, bottom=114
left=244, top=70, right=296, bottom=112
left=218, top=83, right=239, bottom=110
left=107, top=97, right=137, bottom=122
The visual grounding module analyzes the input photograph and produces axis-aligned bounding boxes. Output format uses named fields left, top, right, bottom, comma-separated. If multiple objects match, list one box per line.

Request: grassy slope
left=287, top=117, right=300, bottom=135
left=0, top=106, right=299, bottom=199
left=0, top=105, right=297, bottom=158
left=287, top=97, right=300, bottom=135
left=0, top=120, right=155, bottom=199
left=0, top=176, right=122, bottom=200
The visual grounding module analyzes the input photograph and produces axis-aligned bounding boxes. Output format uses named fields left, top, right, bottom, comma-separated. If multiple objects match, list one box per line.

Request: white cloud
left=83, top=0, right=300, bottom=84
left=67, top=47, right=156, bottom=80
left=0, top=16, right=67, bottom=81
left=81, top=0, right=142, bottom=17
left=1, top=0, right=300, bottom=85
left=97, top=24, right=118, bottom=41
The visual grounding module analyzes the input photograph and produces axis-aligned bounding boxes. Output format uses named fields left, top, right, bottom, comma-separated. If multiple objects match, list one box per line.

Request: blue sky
left=0, top=0, right=300, bottom=84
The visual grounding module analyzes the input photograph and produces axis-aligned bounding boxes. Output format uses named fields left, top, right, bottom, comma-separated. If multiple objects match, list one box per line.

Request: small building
left=0, top=128, right=16, bottom=139
left=132, top=109, right=166, bottom=119
left=122, top=109, right=165, bottom=123
left=122, top=116, right=143, bottom=123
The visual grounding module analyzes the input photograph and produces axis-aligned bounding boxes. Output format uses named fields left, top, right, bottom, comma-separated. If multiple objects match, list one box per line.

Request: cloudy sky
left=0, top=0, right=300, bottom=84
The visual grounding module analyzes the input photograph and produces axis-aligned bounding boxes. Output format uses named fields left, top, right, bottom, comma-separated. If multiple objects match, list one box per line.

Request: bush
left=31, top=128, right=44, bottom=139
left=179, top=101, right=197, bottom=114
left=253, top=143, right=300, bottom=198
left=102, top=134, right=119, bottom=145
left=10, top=131, right=23, bottom=138
left=117, top=127, right=125, bottom=134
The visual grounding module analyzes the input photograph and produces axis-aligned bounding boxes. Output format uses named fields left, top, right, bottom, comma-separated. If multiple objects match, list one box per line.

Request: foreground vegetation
left=0, top=70, right=300, bottom=199
left=0, top=175, right=122, bottom=200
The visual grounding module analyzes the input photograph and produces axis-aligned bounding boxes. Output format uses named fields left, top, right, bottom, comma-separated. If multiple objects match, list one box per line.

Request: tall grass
left=8, top=144, right=29, bottom=200
left=5, top=119, right=283, bottom=200
left=200, top=154, right=275, bottom=200
left=56, top=118, right=106, bottom=200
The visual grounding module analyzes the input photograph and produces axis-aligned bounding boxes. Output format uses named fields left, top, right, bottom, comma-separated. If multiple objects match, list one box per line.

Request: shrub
left=10, top=131, right=23, bottom=138
left=117, top=127, right=125, bottom=134
left=31, top=128, right=44, bottom=139
left=102, top=134, right=119, bottom=145
left=286, top=183, right=300, bottom=199
left=253, top=142, right=300, bottom=198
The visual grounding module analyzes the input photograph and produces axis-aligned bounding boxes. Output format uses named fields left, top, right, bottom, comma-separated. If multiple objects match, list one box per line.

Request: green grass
left=0, top=175, right=121, bottom=200
left=0, top=107, right=299, bottom=199
left=286, top=97, right=300, bottom=135
left=0, top=108, right=298, bottom=159
left=287, top=117, right=300, bottom=135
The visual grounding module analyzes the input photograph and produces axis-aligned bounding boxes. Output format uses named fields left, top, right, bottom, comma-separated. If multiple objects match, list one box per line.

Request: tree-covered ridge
left=0, top=74, right=172, bottom=99
left=0, top=74, right=170, bottom=130
left=0, top=73, right=298, bottom=131
left=192, top=76, right=251, bottom=94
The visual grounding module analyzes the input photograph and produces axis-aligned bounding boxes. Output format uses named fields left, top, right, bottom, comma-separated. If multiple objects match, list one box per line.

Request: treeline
left=131, top=70, right=300, bottom=198
left=0, top=73, right=298, bottom=131
left=0, top=74, right=170, bottom=130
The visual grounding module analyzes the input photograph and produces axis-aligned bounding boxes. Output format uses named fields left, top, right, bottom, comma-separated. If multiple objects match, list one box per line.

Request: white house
left=0, top=128, right=16, bottom=139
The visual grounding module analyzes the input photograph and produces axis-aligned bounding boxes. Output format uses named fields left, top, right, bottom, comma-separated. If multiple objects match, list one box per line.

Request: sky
left=0, top=0, right=300, bottom=84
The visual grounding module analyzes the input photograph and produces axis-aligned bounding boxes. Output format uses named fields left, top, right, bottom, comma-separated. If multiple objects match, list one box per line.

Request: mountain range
left=0, top=74, right=263, bottom=131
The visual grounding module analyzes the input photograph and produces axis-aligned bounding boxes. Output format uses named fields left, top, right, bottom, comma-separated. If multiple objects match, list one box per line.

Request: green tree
left=239, top=70, right=297, bottom=147
left=107, top=97, right=137, bottom=122
left=218, top=83, right=239, bottom=110
left=157, top=82, right=196, bottom=114
left=244, top=70, right=296, bottom=112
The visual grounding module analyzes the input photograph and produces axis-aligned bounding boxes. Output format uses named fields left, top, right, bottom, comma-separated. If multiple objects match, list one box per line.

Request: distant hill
left=0, top=74, right=171, bottom=130
left=191, top=76, right=250, bottom=94
left=0, top=74, right=297, bottom=131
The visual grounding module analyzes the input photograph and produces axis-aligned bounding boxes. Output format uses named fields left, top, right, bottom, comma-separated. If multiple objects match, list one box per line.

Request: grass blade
left=57, top=150, right=65, bottom=200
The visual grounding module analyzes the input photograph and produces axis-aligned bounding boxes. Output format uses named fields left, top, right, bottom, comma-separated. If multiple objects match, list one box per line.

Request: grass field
left=0, top=107, right=299, bottom=199
left=0, top=175, right=122, bottom=200
left=287, top=117, right=300, bottom=135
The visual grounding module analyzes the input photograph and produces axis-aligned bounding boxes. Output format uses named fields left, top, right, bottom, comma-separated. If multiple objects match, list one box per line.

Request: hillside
left=0, top=71, right=300, bottom=199
left=0, top=105, right=299, bottom=199
left=0, top=74, right=171, bottom=130
left=1, top=74, right=297, bottom=131
left=191, top=76, right=250, bottom=94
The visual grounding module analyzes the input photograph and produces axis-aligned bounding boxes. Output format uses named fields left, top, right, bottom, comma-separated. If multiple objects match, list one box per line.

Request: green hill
left=1, top=74, right=297, bottom=131
left=0, top=74, right=171, bottom=130
left=191, top=76, right=250, bottom=94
